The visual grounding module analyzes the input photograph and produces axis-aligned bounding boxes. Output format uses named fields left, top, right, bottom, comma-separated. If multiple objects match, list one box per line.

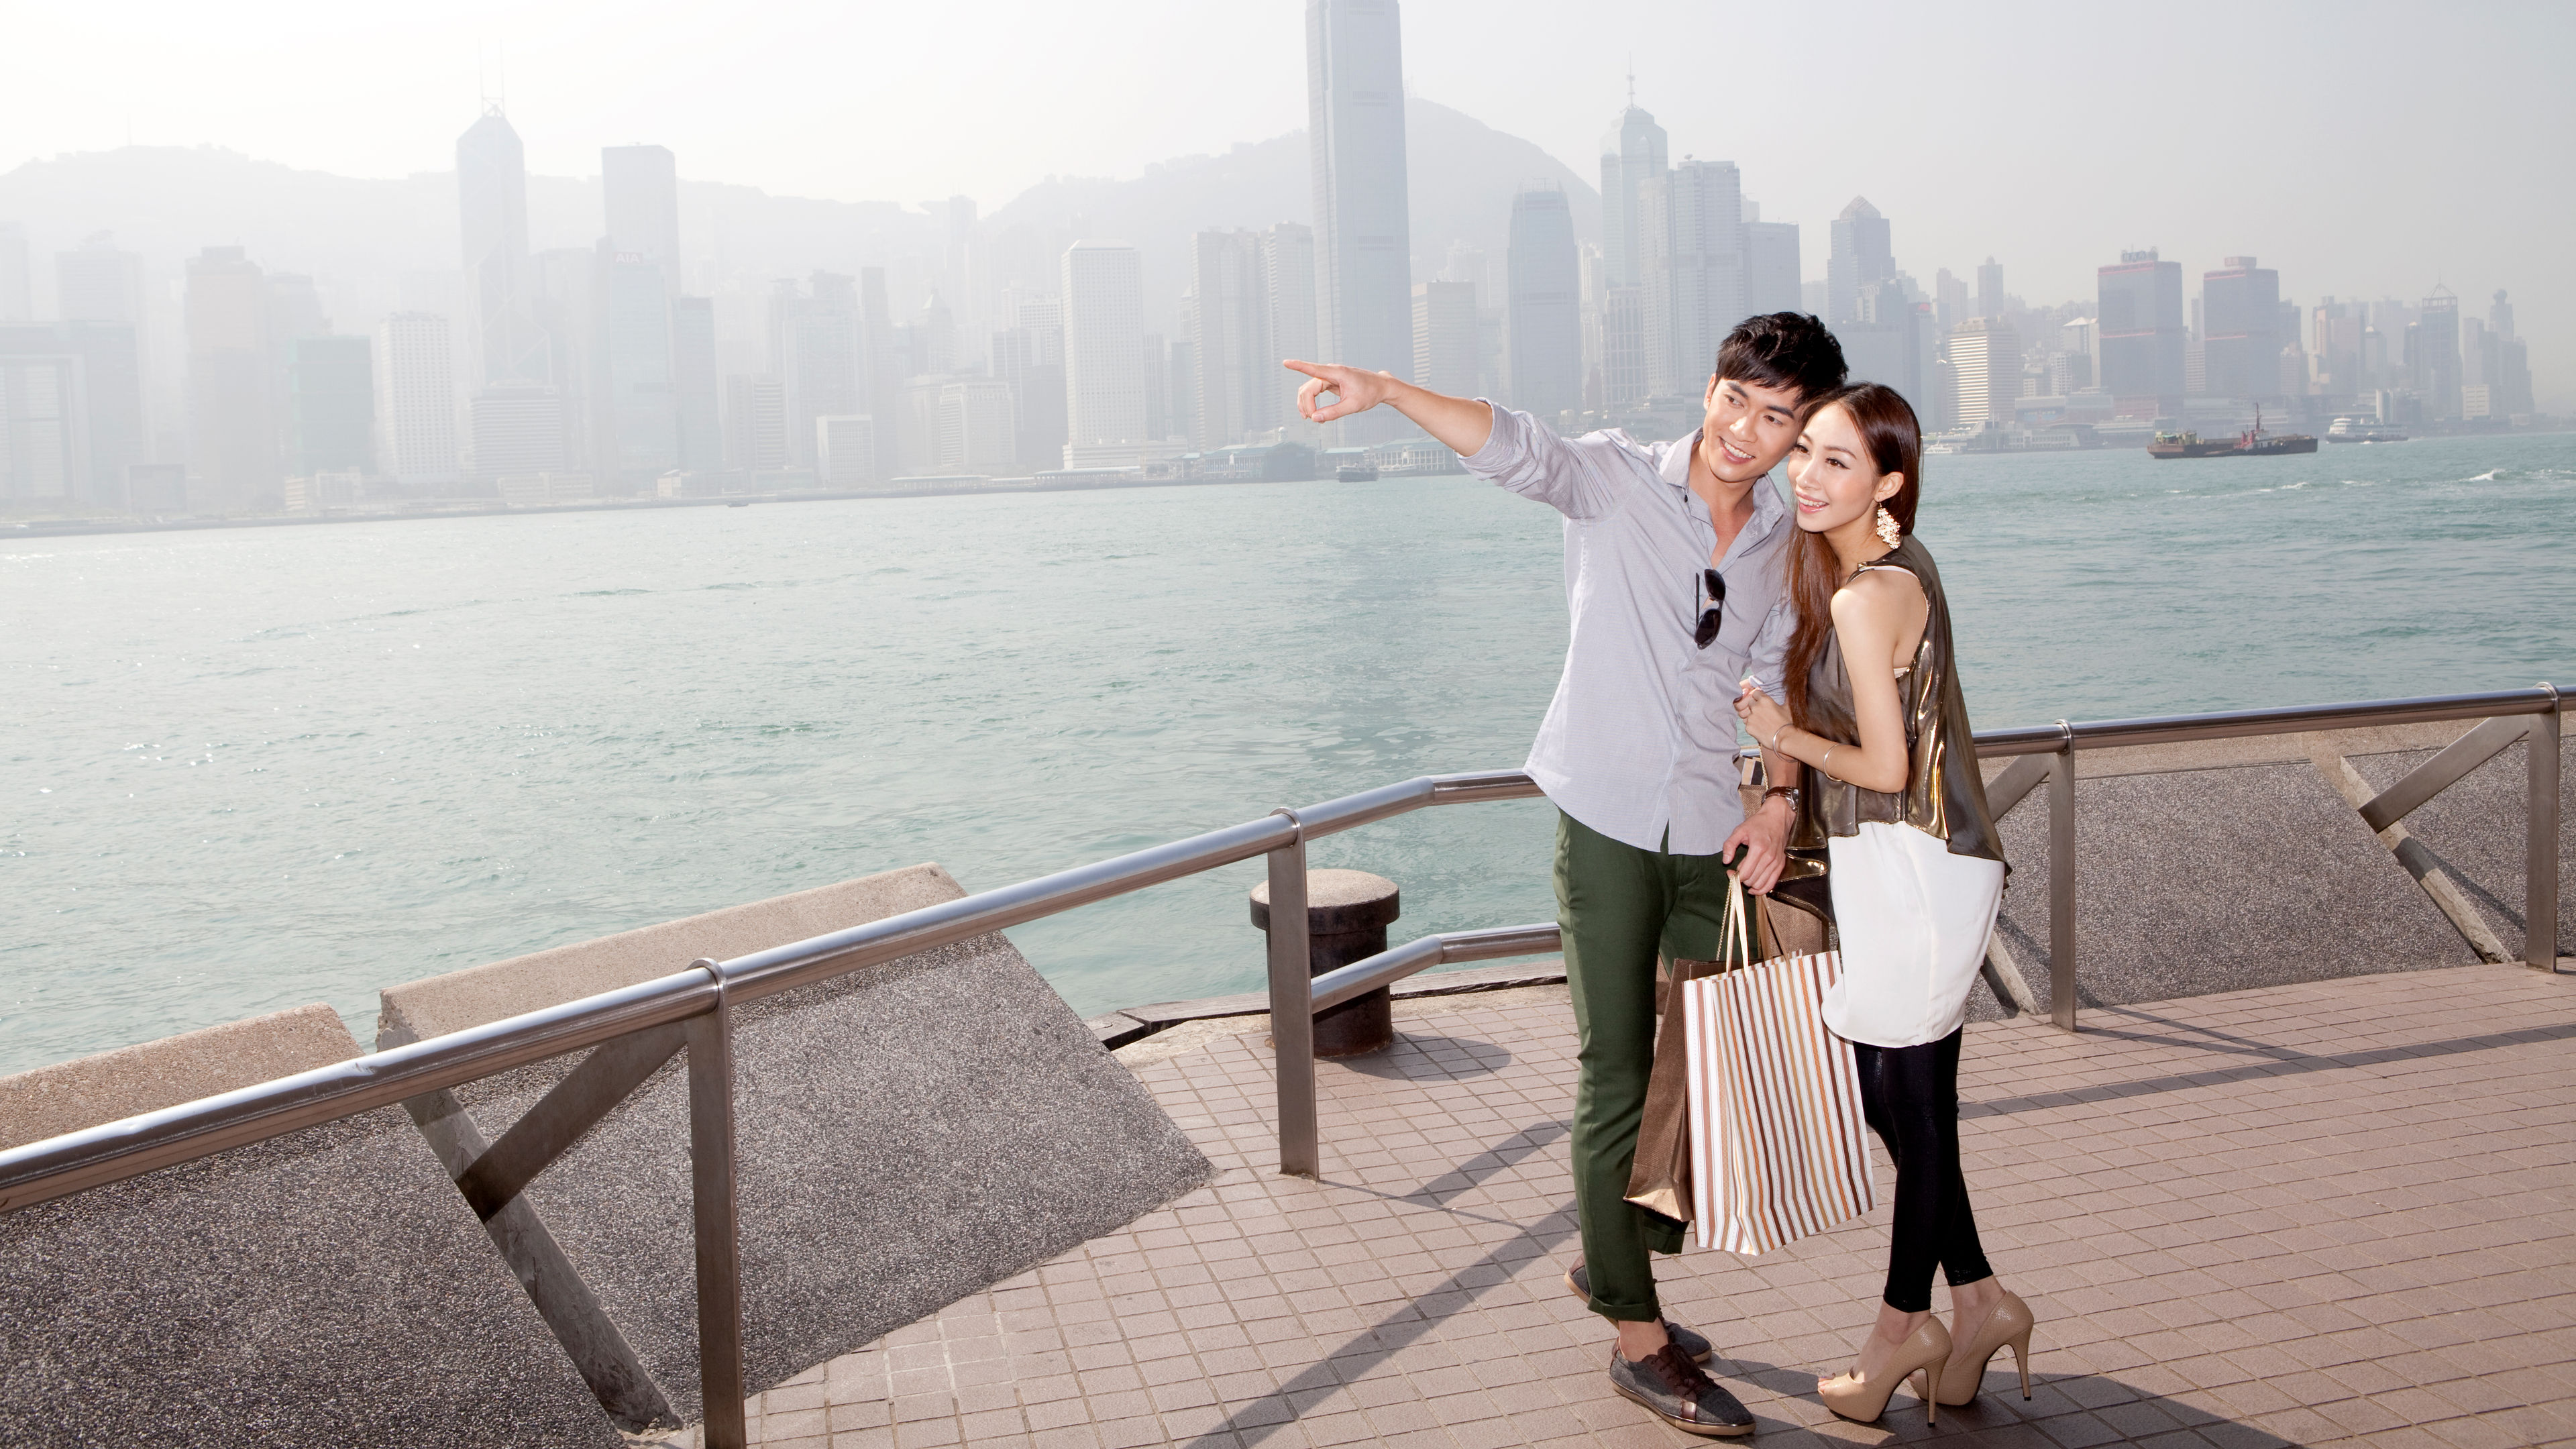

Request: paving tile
left=699, top=965, right=2573, bottom=1449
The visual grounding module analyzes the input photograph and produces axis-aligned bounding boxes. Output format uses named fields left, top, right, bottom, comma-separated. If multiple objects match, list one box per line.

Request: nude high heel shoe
left=1937, top=1289, right=2035, bottom=1406
left=1818, top=1317, right=1951, bottom=1425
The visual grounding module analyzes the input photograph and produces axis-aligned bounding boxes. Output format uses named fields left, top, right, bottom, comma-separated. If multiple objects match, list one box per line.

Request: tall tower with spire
left=456, top=107, right=547, bottom=388
left=1597, top=79, right=1669, bottom=293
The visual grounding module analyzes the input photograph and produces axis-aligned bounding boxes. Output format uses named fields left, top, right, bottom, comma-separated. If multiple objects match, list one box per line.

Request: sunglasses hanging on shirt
left=1695, top=568, right=1725, bottom=649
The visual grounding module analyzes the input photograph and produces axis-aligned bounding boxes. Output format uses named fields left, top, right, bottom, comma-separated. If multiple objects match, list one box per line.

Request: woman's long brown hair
left=1781, top=383, right=1923, bottom=737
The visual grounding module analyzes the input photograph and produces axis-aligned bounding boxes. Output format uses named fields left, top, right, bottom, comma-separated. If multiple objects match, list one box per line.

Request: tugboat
left=2147, top=405, right=2316, bottom=459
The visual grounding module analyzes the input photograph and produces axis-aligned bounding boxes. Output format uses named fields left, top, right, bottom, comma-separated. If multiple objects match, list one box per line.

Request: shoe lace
left=1643, top=1342, right=1716, bottom=1400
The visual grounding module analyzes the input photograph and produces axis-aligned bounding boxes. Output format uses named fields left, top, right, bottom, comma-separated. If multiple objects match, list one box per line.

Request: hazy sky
left=5, top=0, right=2571, bottom=392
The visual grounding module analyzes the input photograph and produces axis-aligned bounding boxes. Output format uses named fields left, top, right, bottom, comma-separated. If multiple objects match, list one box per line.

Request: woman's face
left=1786, top=403, right=1899, bottom=535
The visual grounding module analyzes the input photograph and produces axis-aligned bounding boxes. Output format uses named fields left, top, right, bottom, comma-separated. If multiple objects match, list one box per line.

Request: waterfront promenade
left=721, top=961, right=2573, bottom=1449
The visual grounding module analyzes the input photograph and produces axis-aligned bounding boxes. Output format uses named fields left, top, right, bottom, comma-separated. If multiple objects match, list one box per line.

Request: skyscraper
left=0, top=327, right=85, bottom=501
left=1260, top=223, right=1320, bottom=437
left=469, top=386, right=565, bottom=483
left=185, top=246, right=278, bottom=510
left=2201, top=256, right=2282, bottom=401
left=1643, top=161, right=1745, bottom=396
left=770, top=273, right=861, bottom=469
left=1412, top=281, right=1478, bottom=398
left=602, top=146, right=682, bottom=292
left=1597, top=81, right=1679, bottom=299
left=1974, top=258, right=2003, bottom=321
left=1189, top=230, right=1271, bottom=448
left=724, top=375, right=786, bottom=472
left=56, top=235, right=145, bottom=325
left=287, top=335, right=374, bottom=476
left=530, top=248, right=600, bottom=473
left=671, top=297, right=722, bottom=474
left=1597, top=87, right=1670, bottom=292
left=0, top=224, right=28, bottom=322
left=1307, top=0, right=1415, bottom=435
left=1599, top=288, right=1647, bottom=408
left=860, top=268, right=900, bottom=477
left=2098, top=248, right=2185, bottom=416
left=1061, top=241, right=1147, bottom=464
left=1947, top=318, right=2021, bottom=431
left=1743, top=221, right=1801, bottom=318
left=2416, top=286, right=2461, bottom=419
left=457, top=108, right=547, bottom=387
left=1826, top=199, right=1893, bottom=324
left=1507, top=185, right=1581, bottom=420
left=376, top=312, right=460, bottom=487
left=596, top=244, right=676, bottom=489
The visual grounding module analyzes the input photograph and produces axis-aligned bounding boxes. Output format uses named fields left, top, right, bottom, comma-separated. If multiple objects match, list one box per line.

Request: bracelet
left=1819, top=743, right=1837, bottom=778
left=1767, top=723, right=1788, bottom=752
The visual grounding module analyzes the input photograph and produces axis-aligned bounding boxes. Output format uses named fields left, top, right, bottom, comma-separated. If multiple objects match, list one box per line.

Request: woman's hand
left=1735, top=679, right=1789, bottom=749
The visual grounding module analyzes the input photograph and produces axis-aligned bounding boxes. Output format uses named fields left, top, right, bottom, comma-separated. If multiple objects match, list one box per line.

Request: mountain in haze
left=988, top=98, right=1601, bottom=335
left=0, top=97, right=1597, bottom=343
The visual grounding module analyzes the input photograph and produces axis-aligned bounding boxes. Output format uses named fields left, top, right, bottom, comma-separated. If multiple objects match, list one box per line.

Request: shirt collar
left=1666, top=428, right=1788, bottom=537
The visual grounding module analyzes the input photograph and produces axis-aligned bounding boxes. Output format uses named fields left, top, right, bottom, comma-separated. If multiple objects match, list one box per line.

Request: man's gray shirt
left=1462, top=403, right=1794, bottom=856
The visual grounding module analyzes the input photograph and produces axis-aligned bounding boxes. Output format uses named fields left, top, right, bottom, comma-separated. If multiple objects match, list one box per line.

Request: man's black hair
left=1713, top=312, right=1847, bottom=406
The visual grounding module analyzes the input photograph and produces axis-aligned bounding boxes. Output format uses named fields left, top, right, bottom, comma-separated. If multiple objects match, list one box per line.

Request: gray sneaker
left=1609, top=1343, right=1757, bottom=1437
left=1563, top=1260, right=1715, bottom=1364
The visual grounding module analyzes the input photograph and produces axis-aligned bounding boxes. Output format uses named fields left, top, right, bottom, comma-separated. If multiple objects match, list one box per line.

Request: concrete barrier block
left=374, top=862, right=1213, bottom=1421
left=377, top=862, right=969, bottom=1048
left=0, top=1012, right=623, bottom=1446
left=464, top=929, right=1214, bottom=1419
left=2349, top=734, right=2575, bottom=959
left=0, top=1002, right=355, bottom=1152
left=1990, top=761, right=2474, bottom=1013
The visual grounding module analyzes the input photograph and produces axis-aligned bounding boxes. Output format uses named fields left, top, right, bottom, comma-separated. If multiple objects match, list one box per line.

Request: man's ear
left=1703, top=374, right=1722, bottom=408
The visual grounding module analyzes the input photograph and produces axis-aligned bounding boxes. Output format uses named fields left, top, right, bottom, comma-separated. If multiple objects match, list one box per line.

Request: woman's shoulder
left=1830, top=562, right=1925, bottom=623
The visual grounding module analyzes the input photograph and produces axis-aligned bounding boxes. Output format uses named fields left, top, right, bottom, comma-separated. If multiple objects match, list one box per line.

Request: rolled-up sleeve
left=1458, top=402, right=1626, bottom=521
left=1747, top=596, right=1794, bottom=701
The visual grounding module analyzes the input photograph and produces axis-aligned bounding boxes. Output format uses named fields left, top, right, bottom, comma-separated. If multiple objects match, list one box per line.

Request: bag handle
left=1714, top=860, right=1756, bottom=975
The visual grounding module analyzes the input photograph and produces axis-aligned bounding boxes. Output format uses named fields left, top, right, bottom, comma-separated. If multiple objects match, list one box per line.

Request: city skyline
left=0, top=1, right=2562, bottom=513
left=2, top=0, right=2563, bottom=390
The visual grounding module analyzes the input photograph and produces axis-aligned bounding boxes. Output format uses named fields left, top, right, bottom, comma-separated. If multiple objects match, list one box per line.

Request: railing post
left=684, top=961, right=749, bottom=1449
left=1265, top=811, right=1318, bottom=1176
left=2530, top=684, right=2561, bottom=971
left=2049, top=722, right=2078, bottom=1032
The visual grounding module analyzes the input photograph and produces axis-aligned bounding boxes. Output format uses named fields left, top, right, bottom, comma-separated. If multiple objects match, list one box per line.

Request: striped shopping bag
left=1681, top=879, right=1878, bottom=1255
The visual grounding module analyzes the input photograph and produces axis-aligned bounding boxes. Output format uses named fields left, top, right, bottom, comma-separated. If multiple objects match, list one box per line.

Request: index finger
left=1282, top=358, right=1334, bottom=380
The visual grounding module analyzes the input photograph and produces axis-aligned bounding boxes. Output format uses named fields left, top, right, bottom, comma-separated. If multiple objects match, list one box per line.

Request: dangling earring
left=1874, top=506, right=1901, bottom=549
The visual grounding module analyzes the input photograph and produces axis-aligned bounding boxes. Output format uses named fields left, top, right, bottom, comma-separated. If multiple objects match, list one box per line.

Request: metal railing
left=0, top=684, right=2559, bottom=1446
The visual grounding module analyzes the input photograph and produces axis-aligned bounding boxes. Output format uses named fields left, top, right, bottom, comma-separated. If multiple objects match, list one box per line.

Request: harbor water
left=4, top=431, right=2571, bottom=1073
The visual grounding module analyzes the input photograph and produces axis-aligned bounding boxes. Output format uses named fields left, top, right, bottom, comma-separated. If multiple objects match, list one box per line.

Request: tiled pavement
left=729, top=963, right=2576, bottom=1448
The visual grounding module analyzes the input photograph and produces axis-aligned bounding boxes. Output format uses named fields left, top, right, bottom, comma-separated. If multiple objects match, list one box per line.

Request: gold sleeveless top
left=1780, top=535, right=2006, bottom=891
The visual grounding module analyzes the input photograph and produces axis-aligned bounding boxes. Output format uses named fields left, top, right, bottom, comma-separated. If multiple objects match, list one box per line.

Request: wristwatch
left=1762, top=783, right=1801, bottom=813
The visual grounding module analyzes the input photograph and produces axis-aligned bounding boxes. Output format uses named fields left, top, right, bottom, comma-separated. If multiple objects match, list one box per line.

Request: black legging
left=1854, top=1030, right=1992, bottom=1312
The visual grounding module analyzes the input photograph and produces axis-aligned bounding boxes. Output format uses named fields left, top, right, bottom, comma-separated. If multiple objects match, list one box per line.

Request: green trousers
left=1556, top=810, right=1738, bottom=1322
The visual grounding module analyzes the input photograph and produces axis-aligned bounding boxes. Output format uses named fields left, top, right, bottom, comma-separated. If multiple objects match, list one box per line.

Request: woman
left=1732, top=383, right=2035, bottom=1425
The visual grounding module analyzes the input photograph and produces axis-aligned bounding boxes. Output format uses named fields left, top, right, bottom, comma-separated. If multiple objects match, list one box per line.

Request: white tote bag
left=1682, top=878, right=1879, bottom=1256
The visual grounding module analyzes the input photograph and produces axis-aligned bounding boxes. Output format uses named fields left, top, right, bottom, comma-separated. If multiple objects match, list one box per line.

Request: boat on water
left=1334, top=464, right=1379, bottom=482
left=2326, top=416, right=2409, bottom=444
left=2146, top=405, right=2317, bottom=460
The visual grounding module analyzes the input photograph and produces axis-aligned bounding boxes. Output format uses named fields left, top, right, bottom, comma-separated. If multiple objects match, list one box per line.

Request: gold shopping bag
left=1621, top=875, right=1771, bottom=1225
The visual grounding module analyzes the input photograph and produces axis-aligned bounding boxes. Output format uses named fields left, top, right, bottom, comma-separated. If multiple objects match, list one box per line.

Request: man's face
left=1697, top=374, right=1806, bottom=484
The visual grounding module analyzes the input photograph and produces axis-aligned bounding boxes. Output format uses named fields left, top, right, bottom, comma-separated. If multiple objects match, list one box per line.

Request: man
left=1285, top=313, right=1847, bottom=1438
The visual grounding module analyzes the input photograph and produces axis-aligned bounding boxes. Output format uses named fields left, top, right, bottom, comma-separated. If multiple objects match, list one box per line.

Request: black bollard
left=1250, top=869, right=1400, bottom=1058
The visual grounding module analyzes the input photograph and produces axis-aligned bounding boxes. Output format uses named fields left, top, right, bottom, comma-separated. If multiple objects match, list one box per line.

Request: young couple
left=1286, top=317, right=2031, bottom=1438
